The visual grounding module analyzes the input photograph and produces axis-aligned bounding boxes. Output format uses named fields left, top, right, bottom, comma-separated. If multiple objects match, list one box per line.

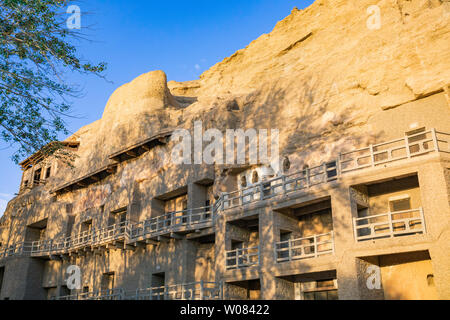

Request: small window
left=427, top=274, right=435, bottom=287
left=326, top=161, right=338, bottom=179
left=33, top=169, right=42, bottom=184
left=240, top=175, right=247, bottom=188
left=389, top=197, right=411, bottom=212
left=45, top=167, right=51, bottom=179
left=24, top=180, right=29, bottom=187
left=282, top=156, right=291, bottom=173
left=252, top=171, right=259, bottom=184
left=280, top=231, right=292, bottom=242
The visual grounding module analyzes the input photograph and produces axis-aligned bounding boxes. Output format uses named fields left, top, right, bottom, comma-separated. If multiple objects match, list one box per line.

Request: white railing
left=353, top=208, right=426, bottom=242
left=220, top=129, right=449, bottom=211
left=340, top=129, right=442, bottom=173
left=3, top=130, right=448, bottom=261
left=91, top=220, right=130, bottom=246
left=226, top=246, right=259, bottom=270
left=26, top=221, right=130, bottom=257
left=0, top=242, right=32, bottom=259
left=130, top=281, right=222, bottom=300
left=275, top=232, right=335, bottom=263
left=222, top=162, right=338, bottom=210
left=130, top=206, right=214, bottom=240
left=54, top=288, right=125, bottom=301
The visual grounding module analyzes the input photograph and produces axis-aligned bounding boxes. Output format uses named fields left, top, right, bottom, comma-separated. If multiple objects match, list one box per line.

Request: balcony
left=53, top=282, right=223, bottom=301
left=0, top=242, right=31, bottom=260
left=353, top=208, right=426, bottom=242
left=27, top=221, right=131, bottom=257
left=226, top=246, right=259, bottom=270
left=54, top=288, right=125, bottom=301
left=275, top=232, right=335, bottom=263
left=91, top=220, right=130, bottom=247
left=340, top=129, right=449, bottom=173
left=222, top=163, right=338, bottom=211
left=130, top=281, right=223, bottom=300
left=130, top=205, right=215, bottom=241
left=220, top=129, right=450, bottom=212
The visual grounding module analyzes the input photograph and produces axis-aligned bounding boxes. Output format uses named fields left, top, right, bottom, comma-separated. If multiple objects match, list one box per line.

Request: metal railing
left=130, top=281, right=223, bottom=300
left=218, top=129, right=449, bottom=213
left=0, top=242, right=32, bottom=259
left=339, top=129, right=445, bottom=173
left=130, top=206, right=214, bottom=240
left=226, top=246, right=259, bottom=270
left=275, top=232, right=335, bottom=263
left=353, top=208, right=426, bottom=242
left=3, top=129, right=449, bottom=261
left=221, top=162, right=338, bottom=211
left=53, top=283, right=222, bottom=301
left=25, top=221, right=130, bottom=257
left=91, top=220, right=130, bottom=246
left=54, top=288, right=125, bottom=301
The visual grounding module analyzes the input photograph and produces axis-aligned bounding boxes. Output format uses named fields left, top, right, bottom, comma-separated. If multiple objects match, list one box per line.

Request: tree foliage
left=0, top=0, right=106, bottom=163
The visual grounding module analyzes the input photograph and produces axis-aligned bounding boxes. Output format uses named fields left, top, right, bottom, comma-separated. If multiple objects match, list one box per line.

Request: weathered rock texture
left=1, top=0, right=450, bottom=301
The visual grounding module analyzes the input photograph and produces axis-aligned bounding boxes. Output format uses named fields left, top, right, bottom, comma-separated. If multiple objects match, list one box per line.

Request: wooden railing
left=226, top=246, right=259, bottom=270
left=275, top=232, right=335, bottom=263
left=353, top=208, right=426, bottom=242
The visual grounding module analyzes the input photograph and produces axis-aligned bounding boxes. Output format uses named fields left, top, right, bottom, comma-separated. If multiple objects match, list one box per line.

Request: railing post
left=404, top=135, right=411, bottom=158
left=200, top=280, right=204, bottom=300
left=431, top=128, right=439, bottom=152
left=282, top=175, right=287, bottom=194
left=370, top=144, right=375, bottom=167
left=288, top=239, right=292, bottom=262
left=337, top=153, right=343, bottom=175
left=314, top=234, right=318, bottom=258
left=331, top=231, right=335, bottom=255
left=420, top=207, right=426, bottom=233
left=388, top=211, right=394, bottom=238
left=305, top=168, right=310, bottom=187
left=259, top=183, right=264, bottom=200
left=353, top=217, right=359, bottom=242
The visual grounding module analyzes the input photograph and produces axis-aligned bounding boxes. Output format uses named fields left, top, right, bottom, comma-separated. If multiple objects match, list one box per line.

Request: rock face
left=1, top=0, right=450, bottom=301
left=56, top=0, right=450, bottom=182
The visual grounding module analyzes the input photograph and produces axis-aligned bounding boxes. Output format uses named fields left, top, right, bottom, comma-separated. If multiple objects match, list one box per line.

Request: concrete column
left=329, top=186, right=361, bottom=300
left=259, top=207, right=276, bottom=299
left=214, top=214, right=226, bottom=287
left=417, top=160, right=450, bottom=238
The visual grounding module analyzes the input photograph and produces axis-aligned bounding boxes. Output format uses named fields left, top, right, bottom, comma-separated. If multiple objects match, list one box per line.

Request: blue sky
left=0, top=0, right=315, bottom=215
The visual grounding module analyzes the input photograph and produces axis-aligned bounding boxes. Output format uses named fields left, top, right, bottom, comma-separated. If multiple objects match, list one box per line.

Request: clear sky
left=0, top=0, right=315, bottom=215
